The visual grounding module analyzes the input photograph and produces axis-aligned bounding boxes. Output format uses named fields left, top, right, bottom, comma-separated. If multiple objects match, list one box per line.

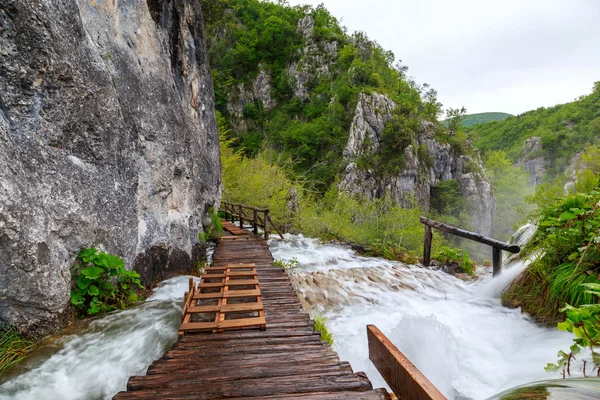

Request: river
left=0, top=227, right=590, bottom=399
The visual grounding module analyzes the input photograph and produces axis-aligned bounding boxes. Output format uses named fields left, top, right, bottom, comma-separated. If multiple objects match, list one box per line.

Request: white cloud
left=285, top=0, right=600, bottom=114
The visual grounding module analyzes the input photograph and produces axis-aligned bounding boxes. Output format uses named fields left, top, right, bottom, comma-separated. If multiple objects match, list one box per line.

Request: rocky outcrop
left=518, top=137, right=546, bottom=185
left=341, top=93, right=494, bottom=237
left=227, top=65, right=275, bottom=133
left=0, top=0, right=221, bottom=337
left=286, top=16, right=338, bottom=101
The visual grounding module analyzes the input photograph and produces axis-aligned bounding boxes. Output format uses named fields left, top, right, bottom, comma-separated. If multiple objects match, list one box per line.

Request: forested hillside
left=203, top=0, right=444, bottom=189
left=459, top=112, right=513, bottom=127
left=468, top=84, right=600, bottom=178
left=200, top=0, right=498, bottom=262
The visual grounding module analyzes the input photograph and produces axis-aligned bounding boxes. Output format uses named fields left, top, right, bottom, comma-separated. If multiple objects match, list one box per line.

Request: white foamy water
left=0, top=227, right=587, bottom=400
left=0, top=276, right=195, bottom=400
left=269, top=231, right=580, bottom=400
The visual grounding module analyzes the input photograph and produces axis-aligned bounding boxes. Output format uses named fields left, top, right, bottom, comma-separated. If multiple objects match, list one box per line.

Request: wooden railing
left=420, top=216, right=520, bottom=276
left=219, top=201, right=284, bottom=240
left=367, top=325, right=447, bottom=400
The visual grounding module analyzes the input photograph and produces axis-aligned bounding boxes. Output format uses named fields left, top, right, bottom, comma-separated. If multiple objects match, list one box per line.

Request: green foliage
left=0, top=328, right=36, bottom=375
left=468, top=82, right=600, bottom=179
left=505, top=184, right=600, bottom=322
left=433, top=246, right=475, bottom=275
left=205, top=0, right=447, bottom=190
left=313, top=314, right=334, bottom=345
left=199, top=206, right=224, bottom=242
left=484, top=150, right=534, bottom=239
left=443, top=112, right=513, bottom=128
left=70, top=249, right=143, bottom=316
left=272, top=257, right=299, bottom=271
left=546, top=283, right=600, bottom=375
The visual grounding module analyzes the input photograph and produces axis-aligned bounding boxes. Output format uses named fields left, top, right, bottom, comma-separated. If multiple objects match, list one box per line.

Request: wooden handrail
left=420, top=216, right=520, bottom=276
left=219, top=201, right=284, bottom=240
left=367, top=325, right=447, bottom=400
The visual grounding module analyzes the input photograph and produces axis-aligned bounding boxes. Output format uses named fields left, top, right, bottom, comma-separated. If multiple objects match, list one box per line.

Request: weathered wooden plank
left=367, top=325, right=446, bottom=400
left=114, top=372, right=373, bottom=399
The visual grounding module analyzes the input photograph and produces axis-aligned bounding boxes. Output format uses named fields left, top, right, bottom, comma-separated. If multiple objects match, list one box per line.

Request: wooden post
left=492, top=247, right=502, bottom=276
left=367, top=325, right=447, bottom=400
left=264, top=210, right=269, bottom=240
left=423, top=225, right=432, bottom=267
left=253, top=209, right=258, bottom=234
left=239, top=204, right=244, bottom=228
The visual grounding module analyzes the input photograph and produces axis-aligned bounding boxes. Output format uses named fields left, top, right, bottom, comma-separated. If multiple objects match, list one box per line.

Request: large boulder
left=0, top=0, right=221, bottom=337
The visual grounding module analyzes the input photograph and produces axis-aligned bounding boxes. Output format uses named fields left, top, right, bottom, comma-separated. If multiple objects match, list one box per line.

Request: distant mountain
left=460, top=112, right=513, bottom=127
left=442, top=112, right=513, bottom=127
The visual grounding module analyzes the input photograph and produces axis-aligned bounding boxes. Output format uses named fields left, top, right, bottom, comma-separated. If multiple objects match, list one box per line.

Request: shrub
left=272, top=258, right=299, bottom=271
left=313, top=314, right=334, bottom=345
left=546, top=283, right=600, bottom=376
left=0, top=328, right=35, bottom=375
left=433, top=246, right=475, bottom=275
left=70, top=249, right=143, bottom=316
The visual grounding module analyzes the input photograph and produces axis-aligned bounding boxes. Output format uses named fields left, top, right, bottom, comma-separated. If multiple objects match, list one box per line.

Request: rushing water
left=0, top=227, right=596, bottom=400
left=0, top=276, right=194, bottom=400
left=269, top=226, right=591, bottom=400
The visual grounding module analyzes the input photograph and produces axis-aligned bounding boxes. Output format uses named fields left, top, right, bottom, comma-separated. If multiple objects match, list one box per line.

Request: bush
left=70, top=249, right=143, bottom=316
left=272, top=258, right=299, bottom=271
left=433, top=246, right=475, bottom=275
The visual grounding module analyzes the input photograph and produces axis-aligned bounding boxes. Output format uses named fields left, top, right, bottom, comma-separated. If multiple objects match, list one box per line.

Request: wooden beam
left=420, top=217, right=520, bottom=253
left=492, top=247, right=502, bottom=277
left=367, top=325, right=447, bottom=400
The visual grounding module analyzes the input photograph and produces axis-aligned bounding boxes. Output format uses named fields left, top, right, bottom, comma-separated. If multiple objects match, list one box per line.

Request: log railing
left=420, top=216, right=520, bottom=276
left=219, top=201, right=284, bottom=240
left=367, top=325, right=447, bottom=400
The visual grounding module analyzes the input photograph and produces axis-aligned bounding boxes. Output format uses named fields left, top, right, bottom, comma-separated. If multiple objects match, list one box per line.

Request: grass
left=0, top=328, right=36, bottom=375
left=313, top=315, right=334, bottom=346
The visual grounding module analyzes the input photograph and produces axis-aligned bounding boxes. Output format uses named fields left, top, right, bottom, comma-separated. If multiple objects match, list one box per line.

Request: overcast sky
left=285, top=0, right=600, bottom=116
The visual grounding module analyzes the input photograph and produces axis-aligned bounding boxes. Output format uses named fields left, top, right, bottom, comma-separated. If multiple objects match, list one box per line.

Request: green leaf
left=557, top=320, right=573, bottom=331
left=81, top=267, right=104, bottom=279
left=592, top=351, right=600, bottom=365
left=77, top=275, right=92, bottom=290
left=88, top=285, right=100, bottom=296
left=559, top=211, right=577, bottom=221
left=70, top=292, right=85, bottom=305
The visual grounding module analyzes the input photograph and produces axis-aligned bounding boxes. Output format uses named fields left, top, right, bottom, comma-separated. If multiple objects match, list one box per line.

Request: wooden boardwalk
left=114, top=222, right=390, bottom=400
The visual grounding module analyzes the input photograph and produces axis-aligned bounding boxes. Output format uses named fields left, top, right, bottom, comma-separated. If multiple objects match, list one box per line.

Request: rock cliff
left=0, top=0, right=221, bottom=336
left=341, top=92, right=495, bottom=237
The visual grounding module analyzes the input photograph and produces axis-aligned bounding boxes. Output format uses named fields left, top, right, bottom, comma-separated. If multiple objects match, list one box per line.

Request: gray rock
left=341, top=92, right=494, bottom=238
left=0, top=0, right=221, bottom=337
left=518, top=137, right=546, bottom=185
left=226, top=65, right=274, bottom=133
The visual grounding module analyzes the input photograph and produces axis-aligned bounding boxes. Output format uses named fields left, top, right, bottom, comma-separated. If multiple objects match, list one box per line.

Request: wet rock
left=0, top=0, right=221, bottom=337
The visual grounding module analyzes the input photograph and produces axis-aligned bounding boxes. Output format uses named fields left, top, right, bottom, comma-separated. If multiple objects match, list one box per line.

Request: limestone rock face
left=286, top=16, right=338, bottom=101
left=227, top=65, right=275, bottom=133
left=341, top=92, right=494, bottom=237
left=518, top=137, right=547, bottom=185
left=0, top=0, right=221, bottom=336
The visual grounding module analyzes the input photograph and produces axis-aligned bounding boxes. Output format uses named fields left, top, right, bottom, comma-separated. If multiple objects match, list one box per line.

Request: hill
left=460, top=112, right=513, bottom=127
left=467, top=84, right=600, bottom=178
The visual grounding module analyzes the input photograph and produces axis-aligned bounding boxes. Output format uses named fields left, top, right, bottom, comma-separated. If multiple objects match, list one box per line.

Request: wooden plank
left=222, top=289, right=261, bottom=298
left=197, top=279, right=258, bottom=288
left=188, top=302, right=264, bottom=314
left=492, top=247, right=502, bottom=277
left=367, top=325, right=446, bottom=400
left=179, top=321, right=219, bottom=331
left=219, top=316, right=266, bottom=329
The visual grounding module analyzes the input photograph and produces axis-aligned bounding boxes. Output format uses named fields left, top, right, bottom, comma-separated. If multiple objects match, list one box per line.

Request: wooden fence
left=367, top=325, right=447, bottom=400
left=420, top=216, right=520, bottom=276
left=219, top=201, right=284, bottom=240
